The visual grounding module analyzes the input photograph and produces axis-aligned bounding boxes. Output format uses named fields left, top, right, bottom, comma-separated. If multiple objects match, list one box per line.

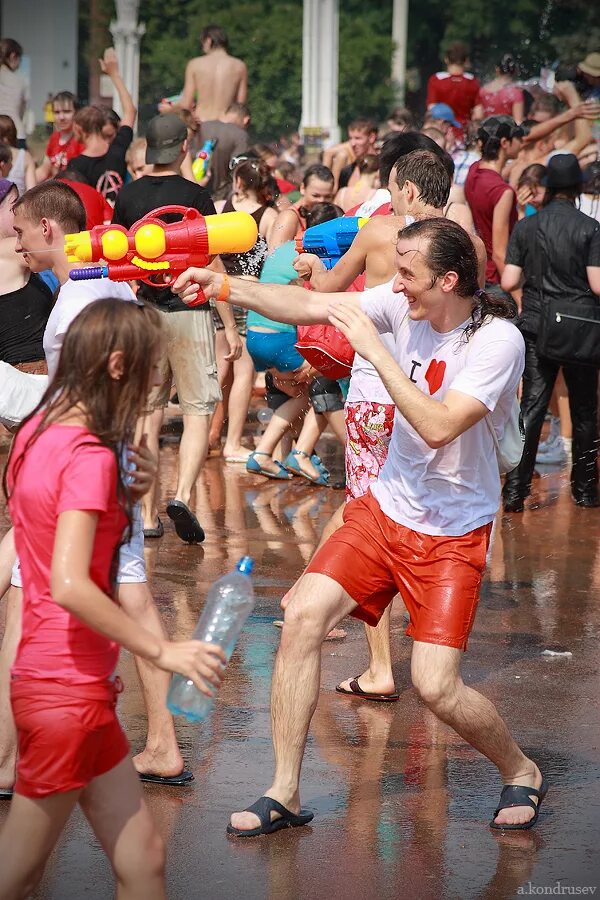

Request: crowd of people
left=0, top=22, right=599, bottom=896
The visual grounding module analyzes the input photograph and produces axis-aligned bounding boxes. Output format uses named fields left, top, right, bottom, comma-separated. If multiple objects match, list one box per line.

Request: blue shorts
left=246, top=330, right=304, bottom=372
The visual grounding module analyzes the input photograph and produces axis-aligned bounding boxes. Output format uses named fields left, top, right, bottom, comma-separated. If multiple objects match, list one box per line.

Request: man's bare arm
left=236, top=63, right=248, bottom=104
left=329, top=302, right=488, bottom=448
left=173, top=267, right=357, bottom=324
left=101, top=48, right=136, bottom=128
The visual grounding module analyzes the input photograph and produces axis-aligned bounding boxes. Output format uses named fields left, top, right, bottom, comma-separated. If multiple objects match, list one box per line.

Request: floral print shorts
left=345, top=401, right=395, bottom=501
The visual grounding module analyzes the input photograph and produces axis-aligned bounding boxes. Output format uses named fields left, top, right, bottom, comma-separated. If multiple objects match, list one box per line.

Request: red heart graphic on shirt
left=424, top=359, right=446, bottom=395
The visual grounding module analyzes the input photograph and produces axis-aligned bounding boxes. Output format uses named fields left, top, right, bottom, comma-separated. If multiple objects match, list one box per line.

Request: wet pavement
left=1, top=423, right=600, bottom=899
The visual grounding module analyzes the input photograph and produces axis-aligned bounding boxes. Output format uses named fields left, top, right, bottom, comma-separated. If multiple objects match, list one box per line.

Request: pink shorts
left=12, top=677, right=130, bottom=798
left=345, top=401, right=395, bottom=500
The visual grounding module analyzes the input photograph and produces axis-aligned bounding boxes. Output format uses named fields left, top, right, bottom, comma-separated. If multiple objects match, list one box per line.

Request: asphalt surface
left=1, top=430, right=599, bottom=900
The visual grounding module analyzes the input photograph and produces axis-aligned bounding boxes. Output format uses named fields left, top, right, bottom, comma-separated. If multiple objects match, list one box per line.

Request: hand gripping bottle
left=167, top=557, right=255, bottom=722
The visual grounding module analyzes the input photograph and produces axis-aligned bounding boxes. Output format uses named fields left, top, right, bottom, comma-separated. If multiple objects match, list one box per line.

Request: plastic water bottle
left=167, top=557, right=255, bottom=723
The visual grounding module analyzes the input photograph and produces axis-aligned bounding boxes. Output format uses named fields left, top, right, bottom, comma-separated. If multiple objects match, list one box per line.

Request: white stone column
left=109, top=0, right=145, bottom=129
left=300, top=0, right=340, bottom=152
left=391, top=0, right=409, bottom=105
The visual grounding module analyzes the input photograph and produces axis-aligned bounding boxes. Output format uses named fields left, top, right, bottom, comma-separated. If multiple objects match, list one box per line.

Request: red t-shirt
left=476, top=84, right=523, bottom=119
left=46, top=131, right=85, bottom=172
left=464, top=161, right=517, bottom=284
left=8, top=416, right=127, bottom=684
left=426, top=72, right=480, bottom=126
left=63, top=179, right=112, bottom=228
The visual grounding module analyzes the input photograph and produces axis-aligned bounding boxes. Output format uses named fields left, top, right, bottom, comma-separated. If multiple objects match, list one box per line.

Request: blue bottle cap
left=236, top=556, right=254, bottom=575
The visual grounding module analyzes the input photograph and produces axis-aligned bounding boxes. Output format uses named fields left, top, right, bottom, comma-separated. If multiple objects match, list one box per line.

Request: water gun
left=296, top=216, right=368, bottom=269
left=65, top=206, right=258, bottom=306
left=192, top=139, right=216, bottom=182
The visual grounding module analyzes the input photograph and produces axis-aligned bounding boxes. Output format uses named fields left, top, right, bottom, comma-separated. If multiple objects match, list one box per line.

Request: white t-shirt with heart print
left=360, top=280, right=525, bottom=536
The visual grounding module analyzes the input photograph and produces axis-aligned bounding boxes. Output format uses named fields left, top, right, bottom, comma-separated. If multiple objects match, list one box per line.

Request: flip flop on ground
left=336, top=676, right=399, bottom=702
left=226, top=796, right=314, bottom=837
left=166, top=501, right=205, bottom=544
left=138, top=769, right=194, bottom=786
left=143, top=516, right=164, bottom=539
left=490, top=777, right=548, bottom=830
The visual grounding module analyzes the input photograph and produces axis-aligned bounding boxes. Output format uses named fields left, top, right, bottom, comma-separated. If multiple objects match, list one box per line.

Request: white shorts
left=0, top=363, right=47, bottom=429
left=11, top=503, right=147, bottom=588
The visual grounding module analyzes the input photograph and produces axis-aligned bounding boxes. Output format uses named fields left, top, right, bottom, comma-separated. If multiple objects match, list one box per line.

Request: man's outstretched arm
left=172, top=267, right=358, bottom=325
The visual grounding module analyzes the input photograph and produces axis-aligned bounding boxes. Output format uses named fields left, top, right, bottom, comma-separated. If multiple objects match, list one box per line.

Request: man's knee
left=411, top=663, right=457, bottom=710
left=282, top=576, right=345, bottom=646
left=116, top=828, right=165, bottom=887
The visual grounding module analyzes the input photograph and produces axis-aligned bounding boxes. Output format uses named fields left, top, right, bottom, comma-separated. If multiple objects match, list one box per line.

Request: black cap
left=542, top=153, right=583, bottom=190
left=478, top=115, right=524, bottom=143
left=145, top=113, right=188, bottom=164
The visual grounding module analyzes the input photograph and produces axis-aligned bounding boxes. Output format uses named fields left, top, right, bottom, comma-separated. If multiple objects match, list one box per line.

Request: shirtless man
left=166, top=25, right=248, bottom=124
left=323, top=118, right=378, bottom=192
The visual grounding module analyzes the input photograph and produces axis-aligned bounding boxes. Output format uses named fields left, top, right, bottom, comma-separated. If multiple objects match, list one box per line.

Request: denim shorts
left=246, top=329, right=304, bottom=372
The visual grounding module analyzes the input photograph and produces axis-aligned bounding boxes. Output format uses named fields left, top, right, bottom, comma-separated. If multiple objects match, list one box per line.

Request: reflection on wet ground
left=1, top=430, right=599, bottom=899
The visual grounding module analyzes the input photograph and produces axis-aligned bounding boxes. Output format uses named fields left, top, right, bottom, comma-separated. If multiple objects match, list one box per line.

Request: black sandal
left=490, top=777, right=548, bottom=830
left=166, top=501, right=205, bottom=544
left=226, top=796, right=314, bottom=837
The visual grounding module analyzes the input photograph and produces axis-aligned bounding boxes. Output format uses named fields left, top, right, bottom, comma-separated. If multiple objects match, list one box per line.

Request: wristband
left=216, top=273, right=230, bottom=302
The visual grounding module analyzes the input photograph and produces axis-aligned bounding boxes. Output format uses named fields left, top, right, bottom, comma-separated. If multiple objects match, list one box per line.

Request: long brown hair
left=398, top=217, right=516, bottom=339
left=5, top=299, right=163, bottom=536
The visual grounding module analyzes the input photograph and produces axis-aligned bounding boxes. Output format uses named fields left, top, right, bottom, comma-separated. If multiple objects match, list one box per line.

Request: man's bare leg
left=229, top=573, right=357, bottom=831
left=411, top=641, right=543, bottom=828
left=117, top=582, right=185, bottom=778
left=0, top=586, right=21, bottom=790
left=140, top=409, right=164, bottom=532
left=337, top=605, right=395, bottom=696
left=173, top=414, right=210, bottom=507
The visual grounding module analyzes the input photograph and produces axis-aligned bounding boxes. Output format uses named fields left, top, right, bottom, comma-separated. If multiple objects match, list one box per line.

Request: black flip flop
left=335, top=676, right=399, bottom=703
left=139, top=769, right=194, bottom=786
left=0, top=788, right=13, bottom=800
left=143, top=517, right=164, bottom=539
left=490, top=777, right=549, bottom=830
left=226, top=796, right=314, bottom=837
left=166, top=501, right=205, bottom=544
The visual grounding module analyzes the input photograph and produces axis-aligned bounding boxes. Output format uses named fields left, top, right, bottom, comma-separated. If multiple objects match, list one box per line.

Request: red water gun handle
left=133, top=205, right=209, bottom=303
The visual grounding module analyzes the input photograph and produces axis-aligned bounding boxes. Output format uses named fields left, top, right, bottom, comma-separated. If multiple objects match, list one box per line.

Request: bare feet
left=493, top=762, right=544, bottom=828
left=229, top=790, right=300, bottom=832
left=133, top=747, right=186, bottom=779
left=337, top=669, right=396, bottom=697
left=223, top=445, right=252, bottom=463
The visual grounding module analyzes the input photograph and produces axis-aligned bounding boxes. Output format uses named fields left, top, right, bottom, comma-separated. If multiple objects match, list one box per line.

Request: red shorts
left=12, top=677, right=130, bottom=798
left=305, top=490, right=492, bottom=650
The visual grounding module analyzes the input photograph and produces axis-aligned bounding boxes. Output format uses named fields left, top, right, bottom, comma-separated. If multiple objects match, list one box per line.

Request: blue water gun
left=297, top=216, right=368, bottom=269
left=192, top=139, right=216, bottom=182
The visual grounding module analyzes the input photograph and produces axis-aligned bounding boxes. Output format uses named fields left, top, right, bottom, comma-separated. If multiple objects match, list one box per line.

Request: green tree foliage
left=409, top=0, right=600, bottom=86
left=90, top=0, right=595, bottom=138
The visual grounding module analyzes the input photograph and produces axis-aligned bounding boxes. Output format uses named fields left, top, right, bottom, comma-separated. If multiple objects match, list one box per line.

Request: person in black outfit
left=112, top=113, right=242, bottom=543
left=69, top=48, right=135, bottom=204
left=501, top=153, right=600, bottom=510
left=0, top=178, right=52, bottom=372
